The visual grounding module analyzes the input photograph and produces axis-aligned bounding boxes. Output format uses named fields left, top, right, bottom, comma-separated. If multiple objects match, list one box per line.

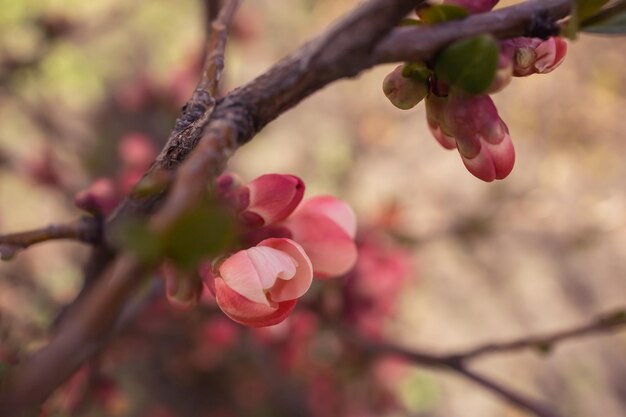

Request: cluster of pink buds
left=384, top=0, right=568, bottom=182
left=195, top=173, right=358, bottom=327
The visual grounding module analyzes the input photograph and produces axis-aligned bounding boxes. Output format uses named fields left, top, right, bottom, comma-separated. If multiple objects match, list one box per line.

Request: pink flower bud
left=427, top=93, right=515, bottom=182
left=213, top=238, right=313, bottom=327
left=444, top=93, right=515, bottom=181
left=444, top=0, right=499, bottom=14
left=502, top=37, right=567, bottom=77
left=238, top=174, right=305, bottom=227
left=284, top=196, right=358, bottom=278
left=426, top=96, right=456, bottom=150
left=74, top=177, right=119, bottom=216
left=382, top=65, right=429, bottom=110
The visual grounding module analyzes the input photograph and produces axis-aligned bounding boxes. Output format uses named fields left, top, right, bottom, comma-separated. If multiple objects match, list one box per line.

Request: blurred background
left=1, top=0, right=625, bottom=416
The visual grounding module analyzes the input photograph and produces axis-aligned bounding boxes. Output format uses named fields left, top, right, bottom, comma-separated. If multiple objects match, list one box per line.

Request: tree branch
left=0, top=217, right=100, bottom=260
left=351, top=308, right=626, bottom=417
left=446, top=308, right=626, bottom=361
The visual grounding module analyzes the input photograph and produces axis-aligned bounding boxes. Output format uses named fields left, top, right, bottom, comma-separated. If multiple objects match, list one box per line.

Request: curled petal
left=215, top=278, right=297, bottom=327
left=285, top=212, right=358, bottom=278
left=219, top=246, right=296, bottom=305
left=260, top=238, right=313, bottom=303
left=241, top=174, right=305, bottom=227
left=534, top=37, right=567, bottom=74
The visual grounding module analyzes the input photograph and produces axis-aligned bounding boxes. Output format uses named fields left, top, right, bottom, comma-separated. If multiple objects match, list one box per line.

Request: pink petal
left=260, top=238, right=313, bottom=302
left=285, top=212, right=358, bottom=278
left=535, top=37, right=567, bottom=74
left=242, top=174, right=305, bottom=227
left=296, top=196, right=357, bottom=238
left=460, top=145, right=497, bottom=182
left=218, top=250, right=269, bottom=305
left=485, top=131, right=515, bottom=180
left=246, top=246, right=297, bottom=287
left=215, top=278, right=297, bottom=327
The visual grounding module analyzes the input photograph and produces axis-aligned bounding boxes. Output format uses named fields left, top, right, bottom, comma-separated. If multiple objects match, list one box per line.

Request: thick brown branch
left=0, top=255, right=147, bottom=415
left=0, top=217, right=100, bottom=260
left=373, top=0, right=571, bottom=64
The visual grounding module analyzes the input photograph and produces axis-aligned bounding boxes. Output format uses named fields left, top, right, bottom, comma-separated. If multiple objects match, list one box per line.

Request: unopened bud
left=383, top=65, right=429, bottom=110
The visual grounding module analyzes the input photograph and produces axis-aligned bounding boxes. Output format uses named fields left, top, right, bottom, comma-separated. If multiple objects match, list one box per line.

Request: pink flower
left=426, top=93, right=515, bottom=182
left=219, top=173, right=305, bottom=227
left=501, top=36, right=568, bottom=77
left=201, top=173, right=358, bottom=326
left=213, top=238, right=313, bottom=327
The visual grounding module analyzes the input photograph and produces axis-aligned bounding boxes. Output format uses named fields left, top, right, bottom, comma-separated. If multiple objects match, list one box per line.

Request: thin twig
left=446, top=308, right=626, bottom=361
left=169, top=0, right=240, bottom=136
left=0, top=217, right=100, bottom=260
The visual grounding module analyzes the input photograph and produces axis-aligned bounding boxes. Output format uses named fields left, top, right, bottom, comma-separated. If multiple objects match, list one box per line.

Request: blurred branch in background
left=0, top=217, right=99, bottom=261
left=354, top=308, right=626, bottom=417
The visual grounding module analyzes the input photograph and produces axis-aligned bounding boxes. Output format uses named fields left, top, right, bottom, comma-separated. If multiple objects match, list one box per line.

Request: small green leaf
left=583, top=8, right=626, bottom=34
left=434, top=35, right=499, bottom=94
left=534, top=342, right=553, bottom=355
left=164, top=202, right=237, bottom=271
left=399, top=18, right=423, bottom=27
left=401, top=62, right=431, bottom=83
left=417, top=4, right=469, bottom=24
left=565, top=0, right=614, bottom=39
left=579, top=0, right=610, bottom=21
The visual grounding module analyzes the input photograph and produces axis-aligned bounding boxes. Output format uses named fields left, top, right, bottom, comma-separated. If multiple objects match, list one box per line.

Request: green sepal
left=417, top=4, right=469, bottom=25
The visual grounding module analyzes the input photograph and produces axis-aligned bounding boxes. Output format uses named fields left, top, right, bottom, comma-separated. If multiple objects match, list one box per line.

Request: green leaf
left=565, top=0, right=613, bottom=39
left=113, top=219, right=165, bottom=264
left=579, top=0, right=610, bottom=21
left=417, top=4, right=469, bottom=25
left=583, top=8, right=626, bottom=34
left=164, top=202, right=237, bottom=271
left=434, top=35, right=499, bottom=94
left=401, top=62, right=431, bottom=83
left=398, top=18, right=423, bottom=27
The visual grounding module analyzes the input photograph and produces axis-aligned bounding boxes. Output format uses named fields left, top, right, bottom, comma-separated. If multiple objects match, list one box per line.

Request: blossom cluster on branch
left=383, top=0, right=568, bottom=181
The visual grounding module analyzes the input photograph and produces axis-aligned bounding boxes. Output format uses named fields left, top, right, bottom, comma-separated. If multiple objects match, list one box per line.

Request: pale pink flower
left=213, top=238, right=313, bottom=327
